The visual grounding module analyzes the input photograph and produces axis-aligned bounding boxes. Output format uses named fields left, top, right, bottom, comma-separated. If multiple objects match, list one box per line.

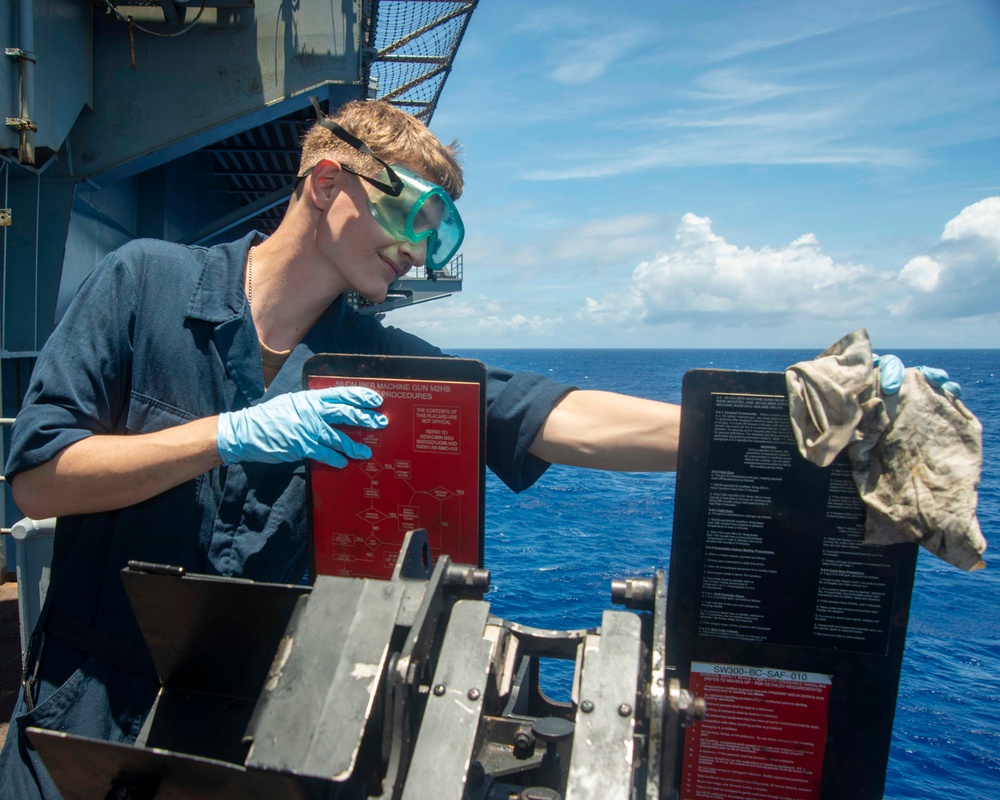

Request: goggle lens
left=366, top=166, right=464, bottom=271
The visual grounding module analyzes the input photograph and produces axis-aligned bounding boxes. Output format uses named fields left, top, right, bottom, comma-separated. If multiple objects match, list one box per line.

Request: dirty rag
left=785, top=329, right=986, bottom=571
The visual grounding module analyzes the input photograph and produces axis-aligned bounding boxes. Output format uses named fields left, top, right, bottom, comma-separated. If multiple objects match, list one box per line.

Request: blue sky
left=389, top=0, right=1000, bottom=350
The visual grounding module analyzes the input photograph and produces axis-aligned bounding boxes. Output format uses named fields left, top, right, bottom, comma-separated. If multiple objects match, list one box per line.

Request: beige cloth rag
left=786, top=329, right=986, bottom=571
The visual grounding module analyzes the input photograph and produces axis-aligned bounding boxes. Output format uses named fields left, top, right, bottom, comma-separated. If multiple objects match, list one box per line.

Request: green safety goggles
left=359, top=164, right=464, bottom=271
left=304, top=97, right=464, bottom=271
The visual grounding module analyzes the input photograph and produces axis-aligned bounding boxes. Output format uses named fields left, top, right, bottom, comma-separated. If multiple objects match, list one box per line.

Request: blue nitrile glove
left=873, top=353, right=905, bottom=394
left=217, top=387, right=387, bottom=468
left=873, top=354, right=962, bottom=398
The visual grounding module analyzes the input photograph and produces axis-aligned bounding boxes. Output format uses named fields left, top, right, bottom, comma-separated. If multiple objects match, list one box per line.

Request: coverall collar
left=184, top=230, right=260, bottom=324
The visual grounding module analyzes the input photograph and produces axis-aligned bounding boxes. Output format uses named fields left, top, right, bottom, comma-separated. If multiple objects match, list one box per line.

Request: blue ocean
left=455, top=348, right=1000, bottom=800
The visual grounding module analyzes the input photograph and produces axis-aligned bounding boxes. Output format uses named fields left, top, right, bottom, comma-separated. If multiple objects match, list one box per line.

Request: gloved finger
left=916, top=365, right=962, bottom=398
left=307, top=445, right=349, bottom=469
left=875, top=354, right=905, bottom=395
left=312, top=386, right=384, bottom=409
left=314, top=424, right=373, bottom=461
left=316, top=403, right=388, bottom=429
left=917, top=365, right=949, bottom=387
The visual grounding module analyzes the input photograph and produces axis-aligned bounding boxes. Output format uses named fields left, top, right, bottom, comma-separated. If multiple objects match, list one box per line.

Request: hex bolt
left=580, top=700, right=594, bottom=713
left=513, top=725, right=536, bottom=754
left=514, top=730, right=533, bottom=749
left=618, top=703, right=632, bottom=717
left=467, top=688, right=481, bottom=701
left=433, top=684, right=446, bottom=696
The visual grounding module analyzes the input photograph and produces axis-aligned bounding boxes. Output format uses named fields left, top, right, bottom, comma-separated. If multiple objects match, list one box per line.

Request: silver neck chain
left=246, top=246, right=254, bottom=307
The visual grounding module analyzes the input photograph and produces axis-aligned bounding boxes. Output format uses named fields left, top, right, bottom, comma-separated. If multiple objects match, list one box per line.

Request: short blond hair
left=298, top=100, right=464, bottom=199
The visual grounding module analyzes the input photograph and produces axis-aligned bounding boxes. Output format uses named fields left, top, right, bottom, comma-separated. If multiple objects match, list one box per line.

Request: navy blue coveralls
left=0, top=231, right=573, bottom=799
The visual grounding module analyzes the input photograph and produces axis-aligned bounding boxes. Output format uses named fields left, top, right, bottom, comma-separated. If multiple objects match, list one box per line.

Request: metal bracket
left=565, top=611, right=644, bottom=800
left=5, top=117, right=37, bottom=132
left=4, top=47, right=36, bottom=64
left=401, top=601, right=495, bottom=800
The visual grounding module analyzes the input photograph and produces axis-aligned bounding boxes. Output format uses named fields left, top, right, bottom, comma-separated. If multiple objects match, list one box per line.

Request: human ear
left=307, top=159, right=346, bottom=209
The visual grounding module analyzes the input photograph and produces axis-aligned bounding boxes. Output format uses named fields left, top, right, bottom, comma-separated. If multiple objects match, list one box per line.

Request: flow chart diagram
left=308, top=372, right=484, bottom=579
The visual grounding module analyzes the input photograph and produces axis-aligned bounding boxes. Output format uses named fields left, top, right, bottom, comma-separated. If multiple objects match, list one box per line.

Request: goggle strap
left=307, top=96, right=404, bottom=197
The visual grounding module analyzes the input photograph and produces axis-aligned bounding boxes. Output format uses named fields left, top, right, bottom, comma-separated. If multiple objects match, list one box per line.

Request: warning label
left=681, top=661, right=831, bottom=800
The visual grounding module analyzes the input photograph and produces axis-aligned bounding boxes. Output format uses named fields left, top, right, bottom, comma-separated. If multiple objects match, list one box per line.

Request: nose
left=398, top=238, right=427, bottom=270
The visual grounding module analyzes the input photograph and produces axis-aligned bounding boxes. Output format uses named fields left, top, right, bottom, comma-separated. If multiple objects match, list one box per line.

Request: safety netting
left=363, top=1, right=477, bottom=123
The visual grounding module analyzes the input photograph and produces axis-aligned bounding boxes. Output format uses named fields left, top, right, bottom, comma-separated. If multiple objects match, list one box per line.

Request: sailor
left=0, top=99, right=680, bottom=799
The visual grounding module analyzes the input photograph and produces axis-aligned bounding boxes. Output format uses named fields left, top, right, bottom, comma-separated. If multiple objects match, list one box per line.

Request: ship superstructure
left=1, top=0, right=476, bottom=562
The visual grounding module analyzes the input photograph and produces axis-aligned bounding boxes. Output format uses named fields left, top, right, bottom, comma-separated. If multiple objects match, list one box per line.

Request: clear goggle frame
left=302, top=97, right=464, bottom=271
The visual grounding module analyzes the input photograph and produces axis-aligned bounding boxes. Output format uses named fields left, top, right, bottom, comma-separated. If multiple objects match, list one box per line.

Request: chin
left=357, top=286, right=389, bottom=304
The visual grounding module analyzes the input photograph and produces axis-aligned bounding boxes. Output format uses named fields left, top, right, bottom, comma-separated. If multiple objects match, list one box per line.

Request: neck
left=247, top=224, right=347, bottom=352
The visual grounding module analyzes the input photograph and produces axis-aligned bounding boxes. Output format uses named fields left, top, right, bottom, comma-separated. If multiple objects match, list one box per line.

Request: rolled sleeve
left=5, top=254, right=136, bottom=480
left=485, top=368, right=575, bottom=493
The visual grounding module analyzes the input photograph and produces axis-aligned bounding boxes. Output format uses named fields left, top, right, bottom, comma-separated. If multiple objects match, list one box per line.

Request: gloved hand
left=873, top=354, right=961, bottom=398
left=873, top=353, right=905, bottom=394
left=217, top=387, right=387, bottom=468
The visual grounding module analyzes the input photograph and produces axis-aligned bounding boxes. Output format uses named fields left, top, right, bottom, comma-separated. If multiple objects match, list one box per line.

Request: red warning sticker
left=681, top=661, right=831, bottom=800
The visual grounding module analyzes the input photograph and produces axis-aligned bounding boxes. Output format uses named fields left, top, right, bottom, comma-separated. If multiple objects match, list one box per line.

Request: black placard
left=667, top=370, right=917, bottom=800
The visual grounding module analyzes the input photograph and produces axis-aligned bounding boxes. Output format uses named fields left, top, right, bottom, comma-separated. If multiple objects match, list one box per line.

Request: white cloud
left=570, top=198, right=1000, bottom=337
left=582, top=212, right=885, bottom=328
left=549, top=212, right=663, bottom=265
left=707, top=1, right=931, bottom=63
left=509, top=8, right=653, bottom=86
left=460, top=210, right=668, bottom=279
left=686, top=68, right=815, bottom=104
left=942, top=197, right=1000, bottom=245
left=389, top=296, right=566, bottom=345
left=477, top=313, right=564, bottom=337
left=898, top=255, right=942, bottom=292
left=524, top=118, right=920, bottom=180
left=550, top=30, right=646, bottom=85
left=891, top=197, right=1000, bottom=319
left=389, top=200, right=1000, bottom=350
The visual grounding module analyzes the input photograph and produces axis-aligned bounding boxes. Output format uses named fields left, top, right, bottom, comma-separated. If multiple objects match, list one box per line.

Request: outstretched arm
left=528, top=390, right=680, bottom=472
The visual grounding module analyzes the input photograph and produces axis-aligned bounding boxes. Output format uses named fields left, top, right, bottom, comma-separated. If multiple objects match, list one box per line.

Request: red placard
left=307, top=373, right=483, bottom=579
left=682, top=661, right=831, bottom=800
